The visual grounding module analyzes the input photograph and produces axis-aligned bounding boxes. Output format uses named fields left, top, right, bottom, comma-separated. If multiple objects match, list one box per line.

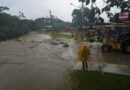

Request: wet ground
left=0, top=32, right=130, bottom=90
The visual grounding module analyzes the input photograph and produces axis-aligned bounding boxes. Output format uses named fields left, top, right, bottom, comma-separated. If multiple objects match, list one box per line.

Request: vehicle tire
left=102, top=44, right=111, bottom=52
left=90, top=39, right=94, bottom=43
left=122, top=41, right=130, bottom=54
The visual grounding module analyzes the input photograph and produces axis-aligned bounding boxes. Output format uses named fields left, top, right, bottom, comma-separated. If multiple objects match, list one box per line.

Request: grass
left=49, top=33, right=98, bottom=42
left=49, top=33, right=74, bottom=39
left=63, top=70, right=130, bottom=90
left=49, top=33, right=89, bottom=42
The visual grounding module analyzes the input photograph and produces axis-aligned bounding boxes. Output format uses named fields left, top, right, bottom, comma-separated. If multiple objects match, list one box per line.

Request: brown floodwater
left=0, top=32, right=129, bottom=90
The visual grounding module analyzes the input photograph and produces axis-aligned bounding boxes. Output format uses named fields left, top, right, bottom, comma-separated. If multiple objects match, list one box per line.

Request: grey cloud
left=0, top=0, right=110, bottom=22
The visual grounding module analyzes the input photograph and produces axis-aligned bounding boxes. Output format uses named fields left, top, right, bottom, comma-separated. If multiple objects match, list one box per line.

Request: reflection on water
left=0, top=33, right=129, bottom=90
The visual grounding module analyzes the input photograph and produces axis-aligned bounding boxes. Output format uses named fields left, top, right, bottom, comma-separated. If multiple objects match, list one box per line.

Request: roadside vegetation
left=49, top=33, right=98, bottom=42
left=0, top=6, right=37, bottom=41
left=49, top=33, right=73, bottom=39
left=64, top=70, right=130, bottom=90
left=0, top=6, right=70, bottom=42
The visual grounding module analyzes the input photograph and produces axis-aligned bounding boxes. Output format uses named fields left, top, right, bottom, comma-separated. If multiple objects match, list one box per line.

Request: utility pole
left=69, top=2, right=84, bottom=41
left=81, top=2, right=84, bottom=41
left=49, top=10, right=53, bottom=32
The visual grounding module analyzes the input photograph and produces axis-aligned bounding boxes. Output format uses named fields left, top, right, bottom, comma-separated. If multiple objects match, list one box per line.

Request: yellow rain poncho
left=54, top=32, right=56, bottom=36
left=75, top=33, right=79, bottom=39
left=78, top=44, right=90, bottom=62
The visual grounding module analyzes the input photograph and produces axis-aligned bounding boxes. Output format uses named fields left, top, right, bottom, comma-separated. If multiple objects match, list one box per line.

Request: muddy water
left=0, top=33, right=70, bottom=90
left=0, top=33, right=130, bottom=90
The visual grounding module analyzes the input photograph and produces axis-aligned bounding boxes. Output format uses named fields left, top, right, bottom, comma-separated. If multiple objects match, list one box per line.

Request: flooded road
left=0, top=33, right=69, bottom=90
left=0, top=32, right=130, bottom=90
left=72, top=41, right=130, bottom=75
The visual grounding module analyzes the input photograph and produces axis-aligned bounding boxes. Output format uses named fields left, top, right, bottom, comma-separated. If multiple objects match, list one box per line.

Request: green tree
left=0, top=6, right=37, bottom=41
left=79, top=0, right=96, bottom=5
left=77, top=0, right=103, bottom=26
left=18, top=11, right=26, bottom=19
left=35, top=16, right=69, bottom=32
left=72, top=9, right=82, bottom=27
left=0, top=6, right=9, bottom=13
left=102, top=0, right=130, bottom=22
left=72, top=7, right=104, bottom=27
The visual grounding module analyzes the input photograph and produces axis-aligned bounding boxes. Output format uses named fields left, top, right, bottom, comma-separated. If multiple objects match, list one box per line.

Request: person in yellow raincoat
left=78, top=43, right=90, bottom=69
left=75, top=32, right=79, bottom=40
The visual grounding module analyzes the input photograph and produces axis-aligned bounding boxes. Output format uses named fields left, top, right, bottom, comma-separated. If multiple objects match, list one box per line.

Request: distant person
left=52, top=31, right=56, bottom=38
left=80, top=32, right=84, bottom=41
left=54, top=31, right=56, bottom=36
left=78, top=43, right=90, bottom=70
left=85, top=31, right=89, bottom=40
left=71, top=31, right=74, bottom=37
left=75, top=32, right=79, bottom=40
left=96, top=29, right=102, bottom=42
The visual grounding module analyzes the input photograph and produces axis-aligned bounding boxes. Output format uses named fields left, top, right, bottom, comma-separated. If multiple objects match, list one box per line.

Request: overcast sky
left=0, top=0, right=116, bottom=22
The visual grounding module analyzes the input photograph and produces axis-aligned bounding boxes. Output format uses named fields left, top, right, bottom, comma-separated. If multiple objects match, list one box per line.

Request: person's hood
left=81, top=43, right=89, bottom=49
left=82, top=44, right=86, bottom=47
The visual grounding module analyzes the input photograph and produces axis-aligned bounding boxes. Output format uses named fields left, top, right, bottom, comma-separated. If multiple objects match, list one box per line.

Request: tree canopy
left=72, top=6, right=104, bottom=27
left=0, top=6, right=37, bottom=41
left=0, top=6, right=70, bottom=41
left=102, top=0, right=130, bottom=22
left=79, top=0, right=96, bottom=5
left=35, top=16, right=70, bottom=31
left=74, top=0, right=130, bottom=26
